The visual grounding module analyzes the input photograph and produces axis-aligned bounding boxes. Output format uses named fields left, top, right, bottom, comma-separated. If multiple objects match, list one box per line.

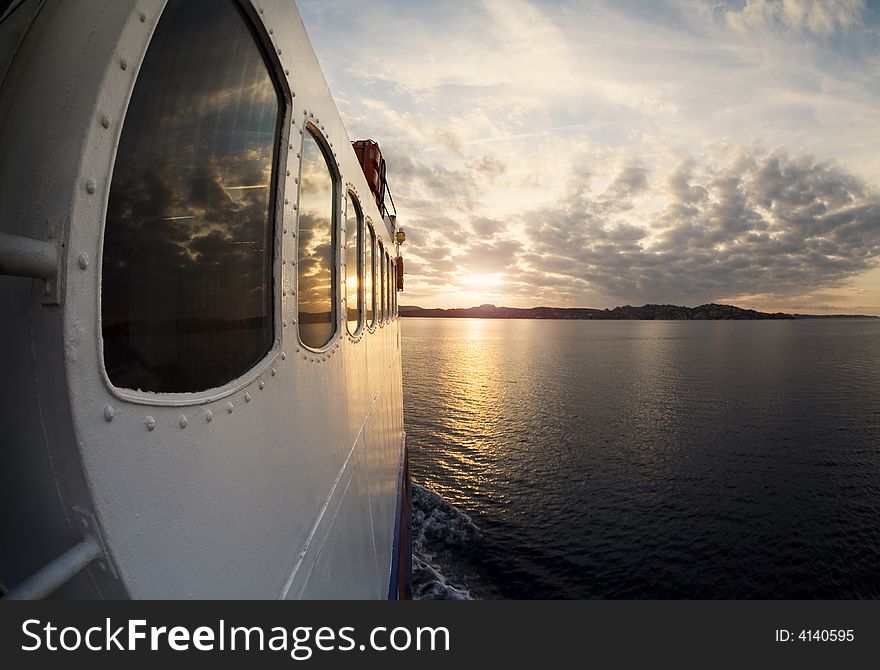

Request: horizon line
left=398, top=302, right=880, bottom=317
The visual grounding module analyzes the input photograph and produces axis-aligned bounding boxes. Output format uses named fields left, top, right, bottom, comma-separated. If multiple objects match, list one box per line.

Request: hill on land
left=399, top=303, right=878, bottom=320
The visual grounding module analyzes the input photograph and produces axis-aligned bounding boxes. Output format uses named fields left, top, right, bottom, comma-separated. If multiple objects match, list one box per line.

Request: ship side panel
left=0, top=0, right=405, bottom=599
left=0, top=0, right=147, bottom=599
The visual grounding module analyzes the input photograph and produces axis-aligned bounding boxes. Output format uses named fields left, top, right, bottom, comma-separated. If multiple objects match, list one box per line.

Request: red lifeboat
left=352, top=139, right=387, bottom=215
left=354, top=139, right=405, bottom=292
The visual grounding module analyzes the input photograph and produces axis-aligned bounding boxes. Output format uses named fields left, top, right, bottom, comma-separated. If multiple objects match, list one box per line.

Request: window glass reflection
left=366, top=225, right=375, bottom=327
left=377, top=242, right=385, bottom=324
left=298, top=129, right=337, bottom=348
left=384, top=253, right=390, bottom=320
left=345, top=193, right=362, bottom=334
left=385, top=253, right=391, bottom=319
left=392, top=260, right=397, bottom=317
left=101, top=0, right=280, bottom=393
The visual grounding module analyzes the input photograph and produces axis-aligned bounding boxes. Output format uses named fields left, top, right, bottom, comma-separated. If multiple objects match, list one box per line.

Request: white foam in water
left=411, top=483, right=478, bottom=600
left=412, top=555, right=472, bottom=600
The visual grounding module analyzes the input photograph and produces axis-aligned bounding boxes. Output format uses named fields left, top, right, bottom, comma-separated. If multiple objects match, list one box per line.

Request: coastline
left=399, top=303, right=879, bottom=321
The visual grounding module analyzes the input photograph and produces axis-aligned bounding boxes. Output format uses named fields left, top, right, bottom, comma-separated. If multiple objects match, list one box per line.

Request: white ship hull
left=0, top=0, right=408, bottom=599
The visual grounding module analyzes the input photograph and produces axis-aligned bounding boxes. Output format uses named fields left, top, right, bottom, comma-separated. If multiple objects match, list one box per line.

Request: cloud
left=606, top=164, right=650, bottom=198
left=470, top=216, right=506, bottom=237
left=298, top=0, right=880, bottom=312
left=350, top=0, right=579, bottom=109
left=667, top=160, right=709, bottom=205
left=395, top=142, right=880, bottom=310
left=522, top=146, right=880, bottom=306
left=457, top=239, right=523, bottom=274
left=722, top=0, right=866, bottom=36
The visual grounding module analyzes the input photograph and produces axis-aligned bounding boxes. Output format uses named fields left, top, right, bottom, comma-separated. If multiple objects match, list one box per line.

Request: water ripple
left=403, top=318, right=880, bottom=598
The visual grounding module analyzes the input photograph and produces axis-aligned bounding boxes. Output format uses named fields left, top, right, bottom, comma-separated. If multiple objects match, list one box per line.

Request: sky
left=298, top=0, right=880, bottom=314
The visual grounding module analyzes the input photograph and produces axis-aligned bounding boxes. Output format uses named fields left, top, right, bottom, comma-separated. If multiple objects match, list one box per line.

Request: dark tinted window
left=365, top=225, right=375, bottom=327
left=392, top=259, right=397, bottom=317
left=298, top=129, right=337, bottom=348
left=385, top=253, right=391, bottom=319
left=102, top=0, right=281, bottom=393
left=344, top=192, right=362, bottom=334
left=381, top=252, right=387, bottom=321
left=377, top=241, right=385, bottom=324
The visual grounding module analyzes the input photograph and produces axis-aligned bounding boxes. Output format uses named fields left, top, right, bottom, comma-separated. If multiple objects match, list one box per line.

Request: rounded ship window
left=391, top=258, right=397, bottom=319
left=297, top=128, right=338, bottom=349
left=377, top=241, right=385, bottom=324
left=101, top=0, right=282, bottom=393
left=365, top=224, right=376, bottom=328
left=344, top=192, right=363, bottom=335
left=385, top=252, right=391, bottom=320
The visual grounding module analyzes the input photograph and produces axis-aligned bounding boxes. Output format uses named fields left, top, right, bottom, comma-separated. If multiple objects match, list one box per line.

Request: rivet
left=145, top=416, right=156, bottom=431
left=282, top=321, right=286, bottom=327
left=277, top=48, right=282, bottom=55
left=103, top=405, right=115, bottom=422
left=139, top=13, right=146, bottom=22
left=289, top=144, right=293, bottom=150
left=206, top=410, right=214, bottom=423
left=179, top=415, right=188, bottom=429
left=287, top=170, right=291, bottom=176
left=120, top=58, right=128, bottom=71
left=259, top=6, right=264, bottom=13
left=244, top=392, right=252, bottom=403
left=226, top=402, right=234, bottom=414
left=281, top=352, right=286, bottom=361
left=292, top=91, right=296, bottom=97
left=77, top=253, right=89, bottom=270
left=271, top=368, right=277, bottom=376
left=268, top=28, right=273, bottom=34
left=298, top=129, right=303, bottom=135
left=259, top=380, right=265, bottom=390
left=293, top=204, right=298, bottom=210
left=86, top=180, right=97, bottom=194
left=294, top=177, right=299, bottom=184
left=100, top=114, right=111, bottom=128
left=285, top=69, right=290, bottom=76
left=296, top=152, right=301, bottom=158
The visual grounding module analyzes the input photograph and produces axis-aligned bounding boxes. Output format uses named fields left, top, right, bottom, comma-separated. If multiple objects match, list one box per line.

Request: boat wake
left=411, top=483, right=485, bottom=600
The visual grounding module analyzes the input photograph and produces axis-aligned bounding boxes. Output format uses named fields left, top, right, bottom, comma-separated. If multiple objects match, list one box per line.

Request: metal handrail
left=0, top=231, right=58, bottom=279
left=4, top=536, right=103, bottom=600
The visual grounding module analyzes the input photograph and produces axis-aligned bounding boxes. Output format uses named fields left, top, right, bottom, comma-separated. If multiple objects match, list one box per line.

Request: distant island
left=399, top=303, right=879, bottom=320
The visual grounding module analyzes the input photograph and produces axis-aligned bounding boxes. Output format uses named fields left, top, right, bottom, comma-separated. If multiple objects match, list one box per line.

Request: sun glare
left=467, top=273, right=504, bottom=290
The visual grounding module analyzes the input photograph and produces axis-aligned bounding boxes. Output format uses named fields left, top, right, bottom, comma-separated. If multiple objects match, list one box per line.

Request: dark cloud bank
left=402, top=147, right=880, bottom=307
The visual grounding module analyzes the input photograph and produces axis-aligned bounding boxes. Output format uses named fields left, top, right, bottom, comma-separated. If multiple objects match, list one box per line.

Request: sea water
left=403, top=318, right=880, bottom=599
